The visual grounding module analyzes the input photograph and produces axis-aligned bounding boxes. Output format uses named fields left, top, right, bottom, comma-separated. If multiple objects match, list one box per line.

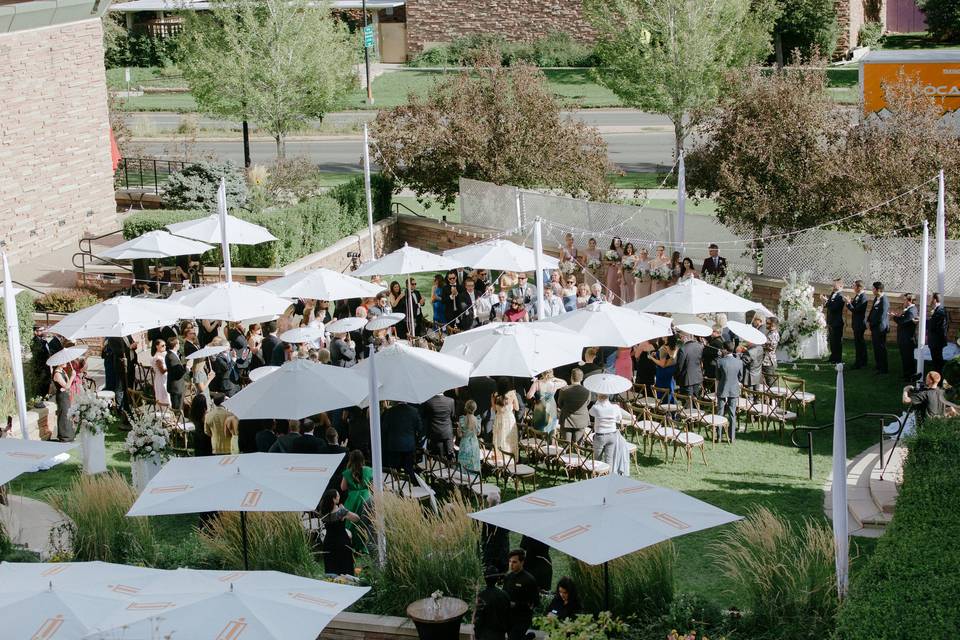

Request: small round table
left=406, top=596, right=468, bottom=640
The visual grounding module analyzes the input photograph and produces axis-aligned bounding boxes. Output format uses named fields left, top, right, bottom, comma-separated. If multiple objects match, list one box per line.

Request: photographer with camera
left=902, top=371, right=958, bottom=421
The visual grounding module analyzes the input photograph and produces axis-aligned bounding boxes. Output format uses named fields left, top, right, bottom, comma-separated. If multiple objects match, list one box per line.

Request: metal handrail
left=74, top=229, right=133, bottom=286
left=392, top=201, right=428, bottom=218
left=790, top=412, right=907, bottom=480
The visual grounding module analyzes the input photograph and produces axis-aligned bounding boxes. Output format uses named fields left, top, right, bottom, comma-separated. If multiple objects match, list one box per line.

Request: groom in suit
left=701, top=244, right=727, bottom=277
left=894, top=293, right=919, bottom=381
left=868, top=281, right=890, bottom=374
left=821, top=278, right=846, bottom=364
left=845, top=280, right=869, bottom=369
left=928, top=293, right=949, bottom=374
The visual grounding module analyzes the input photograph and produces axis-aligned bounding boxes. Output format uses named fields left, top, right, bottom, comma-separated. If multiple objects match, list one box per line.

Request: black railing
left=392, top=201, right=427, bottom=218
left=115, top=157, right=187, bottom=195
left=73, top=229, right=132, bottom=287
left=791, top=412, right=908, bottom=480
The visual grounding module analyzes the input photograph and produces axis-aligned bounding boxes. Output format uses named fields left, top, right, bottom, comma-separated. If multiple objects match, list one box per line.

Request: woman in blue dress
left=430, top=274, right=446, bottom=330
left=648, top=336, right=678, bottom=403
left=457, top=400, right=482, bottom=474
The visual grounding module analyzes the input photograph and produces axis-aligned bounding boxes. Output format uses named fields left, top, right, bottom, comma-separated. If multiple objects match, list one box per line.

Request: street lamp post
left=362, top=0, right=373, bottom=105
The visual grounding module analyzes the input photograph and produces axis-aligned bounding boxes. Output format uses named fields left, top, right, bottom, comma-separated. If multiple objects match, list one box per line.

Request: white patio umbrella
left=98, top=230, right=213, bottom=260
left=626, top=277, right=763, bottom=315
left=0, top=438, right=78, bottom=486
left=169, top=282, right=291, bottom=322
left=247, top=365, right=279, bottom=382
left=47, top=296, right=191, bottom=340
left=224, top=359, right=367, bottom=420
left=351, top=243, right=464, bottom=277
left=443, top=238, right=559, bottom=272
left=365, top=314, right=404, bottom=331
left=470, top=474, right=741, bottom=607
left=676, top=323, right=713, bottom=338
left=540, top=301, right=672, bottom=347
left=726, top=320, right=768, bottom=345
left=89, top=568, right=368, bottom=640
left=832, top=364, right=849, bottom=600
left=582, top=373, right=633, bottom=395
left=440, top=322, right=589, bottom=378
left=279, top=326, right=324, bottom=344
left=45, top=346, right=88, bottom=367
left=1, top=252, right=28, bottom=439
left=353, top=342, right=471, bottom=404
left=259, top=268, right=385, bottom=300
left=166, top=213, right=277, bottom=245
left=0, top=561, right=164, bottom=640
left=326, top=317, right=367, bottom=333
left=184, top=344, right=230, bottom=361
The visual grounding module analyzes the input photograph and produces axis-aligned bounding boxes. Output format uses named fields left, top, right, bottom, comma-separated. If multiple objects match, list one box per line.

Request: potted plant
left=68, top=391, right=114, bottom=475
left=406, top=590, right=468, bottom=640
left=125, top=411, right=172, bottom=492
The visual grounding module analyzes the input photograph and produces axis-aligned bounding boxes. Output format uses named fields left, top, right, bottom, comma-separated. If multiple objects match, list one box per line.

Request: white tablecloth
left=777, top=330, right=827, bottom=363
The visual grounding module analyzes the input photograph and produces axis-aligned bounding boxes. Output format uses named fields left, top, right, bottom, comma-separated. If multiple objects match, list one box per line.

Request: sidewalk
left=13, top=232, right=125, bottom=294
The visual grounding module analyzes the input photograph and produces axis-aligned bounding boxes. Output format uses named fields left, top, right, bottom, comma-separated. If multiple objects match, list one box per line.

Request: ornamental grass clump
left=197, top=511, right=319, bottom=577
left=50, top=471, right=157, bottom=564
left=361, top=493, right=482, bottom=615
left=710, top=506, right=837, bottom=639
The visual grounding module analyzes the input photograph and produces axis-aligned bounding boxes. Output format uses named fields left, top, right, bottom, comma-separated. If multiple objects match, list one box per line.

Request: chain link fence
left=459, top=177, right=960, bottom=296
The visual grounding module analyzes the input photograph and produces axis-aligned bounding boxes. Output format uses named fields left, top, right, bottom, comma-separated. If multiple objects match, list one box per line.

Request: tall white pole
left=936, top=169, right=946, bottom=295
left=515, top=189, right=523, bottom=229
left=363, top=123, right=376, bottom=261
left=533, top=217, right=545, bottom=320
left=217, top=178, right=232, bottom=283
left=831, top=364, right=849, bottom=600
left=367, top=343, right=386, bottom=566
left=918, top=221, right=929, bottom=378
left=676, top=150, right=686, bottom=248
left=2, top=253, right=29, bottom=440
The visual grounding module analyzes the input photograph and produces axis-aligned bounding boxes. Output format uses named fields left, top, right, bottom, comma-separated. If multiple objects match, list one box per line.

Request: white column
left=515, top=189, right=523, bottom=229
left=676, top=150, right=686, bottom=247
left=533, top=217, right=545, bottom=320
left=2, top=253, right=29, bottom=440
left=831, top=364, right=849, bottom=600
left=918, top=221, right=929, bottom=377
left=367, top=343, right=386, bottom=566
left=936, top=169, right=946, bottom=294
left=217, top=179, right=232, bottom=283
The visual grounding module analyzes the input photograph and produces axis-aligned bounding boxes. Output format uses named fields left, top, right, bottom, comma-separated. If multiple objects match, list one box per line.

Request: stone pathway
left=0, top=494, right=71, bottom=558
left=823, top=441, right=907, bottom=537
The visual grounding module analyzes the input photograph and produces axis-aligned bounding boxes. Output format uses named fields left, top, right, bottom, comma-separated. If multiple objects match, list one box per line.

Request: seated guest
left=489, top=290, right=510, bottom=323
left=588, top=282, right=605, bottom=304
left=290, top=418, right=325, bottom=453
left=545, top=576, right=581, bottom=621
left=903, top=371, right=958, bottom=421
left=504, top=298, right=528, bottom=323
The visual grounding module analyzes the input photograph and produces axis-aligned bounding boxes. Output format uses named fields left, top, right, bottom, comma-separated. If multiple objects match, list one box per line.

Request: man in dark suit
left=845, top=280, right=869, bottom=369
left=472, top=570, right=512, bottom=640
left=442, top=271, right=461, bottom=322
left=700, top=244, right=727, bottom=277
left=330, top=332, right=357, bottom=367
left=290, top=418, right=325, bottom=453
left=675, top=334, right=705, bottom=397
left=715, top=343, right=744, bottom=442
left=928, top=293, right=949, bottom=374
left=164, top=336, right=188, bottom=414
left=468, top=375, right=498, bottom=439
left=31, top=326, right=53, bottom=393
left=821, top=278, right=846, bottom=364
left=260, top=321, right=281, bottom=369
left=421, top=392, right=456, bottom=457
left=868, top=281, right=890, bottom=374
left=211, top=347, right=242, bottom=397
left=473, top=269, right=490, bottom=296
left=381, top=401, right=422, bottom=482
left=894, top=293, right=919, bottom=381
left=457, top=277, right=480, bottom=331
left=556, top=368, right=591, bottom=444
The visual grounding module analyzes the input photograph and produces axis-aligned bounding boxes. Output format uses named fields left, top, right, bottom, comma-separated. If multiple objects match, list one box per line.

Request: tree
left=686, top=61, right=847, bottom=240
left=772, top=0, right=838, bottom=65
left=918, top=0, right=960, bottom=42
left=584, top=0, right=778, bottom=159
left=179, top=0, right=356, bottom=159
left=370, top=58, right=614, bottom=208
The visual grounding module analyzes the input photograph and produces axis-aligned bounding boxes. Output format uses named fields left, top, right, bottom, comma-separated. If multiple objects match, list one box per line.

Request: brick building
left=0, top=1, right=120, bottom=266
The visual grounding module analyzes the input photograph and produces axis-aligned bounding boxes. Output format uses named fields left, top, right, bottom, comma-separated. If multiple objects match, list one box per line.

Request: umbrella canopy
left=259, top=268, right=385, bottom=300
left=0, top=561, right=164, bottom=640
left=443, top=239, right=559, bottom=272
left=279, top=326, right=324, bottom=344
left=98, top=230, right=213, bottom=260
left=470, top=475, right=741, bottom=565
left=224, top=360, right=367, bottom=420
left=47, top=296, right=191, bottom=340
left=247, top=365, right=279, bottom=382
left=440, top=322, right=588, bottom=378
left=166, top=213, right=277, bottom=245
left=351, top=243, right=463, bottom=277
left=676, top=323, right=712, bottom=338
left=169, top=282, right=291, bottom=322
left=0, top=438, right=78, bottom=485
left=353, top=342, right=471, bottom=403
left=626, top=277, right=762, bottom=315
left=326, top=317, right=366, bottom=334
left=90, top=568, right=369, bottom=640
left=184, top=344, right=230, bottom=361
left=583, top=373, right=633, bottom=395
left=365, top=314, right=403, bottom=331
left=127, top=452, right=344, bottom=517
left=726, top=320, right=768, bottom=345
left=540, top=301, right=672, bottom=347
left=45, top=346, right=88, bottom=367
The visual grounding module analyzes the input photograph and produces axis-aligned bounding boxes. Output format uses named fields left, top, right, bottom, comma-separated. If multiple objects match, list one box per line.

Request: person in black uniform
left=519, top=535, right=552, bottom=592
left=545, top=576, right=581, bottom=621
left=868, top=282, right=890, bottom=374
left=927, top=292, right=949, bottom=374
left=502, top=549, right=539, bottom=640
left=821, top=278, right=846, bottom=364
left=894, top=293, right=919, bottom=381
left=473, top=569, right=512, bottom=640
left=845, top=280, right=869, bottom=369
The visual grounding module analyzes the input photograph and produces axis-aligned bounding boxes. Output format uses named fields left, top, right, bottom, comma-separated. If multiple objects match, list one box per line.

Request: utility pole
left=362, top=0, right=374, bottom=105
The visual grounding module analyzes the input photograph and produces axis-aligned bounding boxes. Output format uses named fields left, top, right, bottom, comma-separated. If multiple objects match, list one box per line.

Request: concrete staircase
left=823, top=441, right=908, bottom=538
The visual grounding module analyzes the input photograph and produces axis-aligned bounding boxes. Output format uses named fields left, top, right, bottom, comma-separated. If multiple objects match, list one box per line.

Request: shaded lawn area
left=881, top=32, right=960, bottom=49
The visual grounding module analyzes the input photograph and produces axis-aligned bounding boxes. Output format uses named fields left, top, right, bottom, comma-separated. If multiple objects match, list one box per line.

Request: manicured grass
left=392, top=195, right=460, bottom=223
left=826, top=67, right=859, bottom=88
left=114, top=92, right=199, bottom=113
left=881, top=32, right=960, bottom=49
left=106, top=66, right=187, bottom=90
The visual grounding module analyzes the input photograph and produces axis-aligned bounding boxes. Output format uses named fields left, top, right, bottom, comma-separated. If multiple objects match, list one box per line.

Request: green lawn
left=881, top=32, right=960, bottom=49
left=114, top=92, right=199, bottom=113
left=106, top=66, right=187, bottom=90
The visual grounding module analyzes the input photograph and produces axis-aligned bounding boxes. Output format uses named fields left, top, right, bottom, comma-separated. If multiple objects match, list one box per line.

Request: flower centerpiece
left=68, top=390, right=114, bottom=474
left=649, top=264, right=673, bottom=282
left=704, top=270, right=754, bottom=299
left=125, top=411, right=172, bottom=492
left=777, top=271, right=827, bottom=360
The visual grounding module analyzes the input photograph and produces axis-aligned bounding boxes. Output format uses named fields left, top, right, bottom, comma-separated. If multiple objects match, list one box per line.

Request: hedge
left=834, top=417, right=960, bottom=638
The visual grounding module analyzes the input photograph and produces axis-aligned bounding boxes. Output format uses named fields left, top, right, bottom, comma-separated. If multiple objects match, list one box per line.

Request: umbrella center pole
left=240, top=511, right=249, bottom=571
left=603, top=561, right=610, bottom=612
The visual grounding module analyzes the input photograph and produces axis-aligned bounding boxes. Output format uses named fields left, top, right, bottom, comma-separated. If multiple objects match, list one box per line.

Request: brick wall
left=0, top=18, right=119, bottom=267
left=404, top=0, right=596, bottom=54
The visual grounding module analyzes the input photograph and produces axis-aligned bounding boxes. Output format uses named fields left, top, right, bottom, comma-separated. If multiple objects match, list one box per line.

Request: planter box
left=318, top=612, right=474, bottom=640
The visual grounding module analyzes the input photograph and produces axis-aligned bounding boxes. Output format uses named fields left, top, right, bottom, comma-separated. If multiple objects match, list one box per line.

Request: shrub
left=162, top=160, right=249, bottom=211
left=0, top=291, right=39, bottom=418
left=197, top=511, right=319, bottom=576
left=49, top=472, right=158, bottom=565
left=34, top=289, right=102, bottom=314
left=410, top=32, right=596, bottom=68
left=774, top=0, right=839, bottom=59
left=328, top=174, right=395, bottom=223
left=857, top=21, right=884, bottom=48
left=536, top=612, right=629, bottom=640
left=0, top=290, right=35, bottom=348
left=361, top=494, right=482, bottom=616
left=660, top=592, right=725, bottom=638
left=835, top=417, right=960, bottom=638
left=568, top=542, right=675, bottom=621
left=711, top=507, right=836, bottom=639
left=918, top=0, right=960, bottom=42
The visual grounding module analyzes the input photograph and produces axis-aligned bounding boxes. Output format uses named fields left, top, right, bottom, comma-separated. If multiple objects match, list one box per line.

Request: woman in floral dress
left=648, top=245, right=670, bottom=293
left=582, top=238, right=602, bottom=288
left=491, top=380, right=519, bottom=460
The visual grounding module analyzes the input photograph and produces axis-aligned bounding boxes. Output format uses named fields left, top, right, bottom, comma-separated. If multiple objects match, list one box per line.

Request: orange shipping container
left=860, top=50, right=960, bottom=116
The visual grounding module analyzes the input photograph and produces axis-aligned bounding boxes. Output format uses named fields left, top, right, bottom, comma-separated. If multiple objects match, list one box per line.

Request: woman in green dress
left=340, top=450, right=372, bottom=540
left=457, top=399, right=482, bottom=475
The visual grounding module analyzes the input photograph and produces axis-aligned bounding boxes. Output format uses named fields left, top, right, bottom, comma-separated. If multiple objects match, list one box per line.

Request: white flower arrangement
left=68, top=391, right=114, bottom=436
left=777, top=271, right=827, bottom=359
left=622, top=255, right=637, bottom=271
left=604, top=250, right=620, bottom=262
left=124, top=411, right=172, bottom=462
left=559, top=260, right=578, bottom=275
left=586, top=257, right=602, bottom=270
left=704, top=271, right=754, bottom=299
left=649, top=264, right=673, bottom=281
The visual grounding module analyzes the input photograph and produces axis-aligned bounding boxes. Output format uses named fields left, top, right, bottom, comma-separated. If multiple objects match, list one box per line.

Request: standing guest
left=738, top=339, right=764, bottom=390
left=474, top=269, right=490, bottom=296
left=669, top=251, right=683, bottom=284
left=431, top=274, right=447, bottom=330
left=675, top=333, right=705, bottom=397
left=545, top=577, right=581, bottom=621
left=510, top=273, right=536, bottom=317
left=290, top=418, right=325, bottom=453
left=314, top=300, right=333, bottom=325
left=319, top=489, right=360, bottom=576
left=405, top=278, right=426, bottom=336
left=580, top=347, right=602, bottom=377
left=422, top=391, right=456, bottom=458
left=928, top=293, right=949, bottom=374
left=560, top=232, right=579, bottom=273
left=894, top=293, right=919, bottom=381
left=633, top=341, right=658, bottom=389
left=560, top=275, right=578, bottom=312
left=845, top=280, right=869, bottom=369
left=605, top=236, right=624, bottom=305
left=245, top=323, right=263, bottom=355
left=703, top=325, right=726, bottom=379
left=237, top=418, right=272, bottom=454
left=269, top=420, right=301, bottom=453
left=31, top=326, right=53, bottom=394
left=190, top=393, right=211, bottom=456
left=164, top=336, right=187, bottom=415
left=821, top=278, right=846, bottom=364
left=751, top=312, right=766, bottom=335
left=589, top=393, right=623, bottom=465
left=492, top=379, right=520, bottom=461
left=502, top=549, right=540, bottom=640
left=527, top=369, right=565, bottom=438
left=582, top=238, right=602, bottom=287
left=260, top=321, right=281, bottom=368
left=762, top=317, right=781, bottom=387
left=151, top=339, right=170, bottom=411
left=330, top=332, right=357, bottom=367
left=210, top=337, right=242, bottom=396
left=504, top=299, right=528, bottom=323
left=575, top=283, right=591, bottom=309
left=649, top=338, right=678, bottom=401
left=255, top=421, right=278, bottom=453
left=69, top=355, right=86, bottom=399
left=181, top=324, right=200, bottom=359
left=468, top=375, right=498, bottom=438
left=441, top=271, right=461, bottom=323
left=340, top=450, right=372, bottom=535
left=680, top=257, right=699, bottom=280
left=387, top=281, right=405, bottom=314
left=520, top=535, right=552, bottom=592
left=481, top=493, right=510, bottom=574
left=51, top=361, right=75, bottom=442
left=381, top=401, right=422, bottom=482
left=634, top=248, right=652, bottom=300
left=498, top=271, right=518, bottom=292
left=473, top=570, right=512, bottom=640
left=701, top=243, right=727, bottom=277
left=204, top=394, right=236, bottom=455
left=458, top=399, right=482, bottom=474
left=715, top=342, right=744, bottom=443
left=621, top=242, right=637, bottom=304
left=540, top=286, right=565, bottom=318
left=198, top=319, right=222, bottom=348
left=869, top=281, right=890, bottom=374
left=191, top=357, right=211, bottom=403
left=458, top=277, right=480, bottom=330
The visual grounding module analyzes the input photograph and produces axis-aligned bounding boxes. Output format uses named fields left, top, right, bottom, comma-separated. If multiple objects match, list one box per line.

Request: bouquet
left=586, top=257, right=602, bottom=270
left=622, top=255, right=637, bottom=271
left=777, top=271, right=827, bottom=359
left=649, top=264, right=673, bottom=281
left=559, top=260, right=578, bottom=275
left=68, top=390, right=114, bottom=436
left=124, top=411, right=172, bottom=462
left=704, top=270, right=753, bottom=299
left=604, top=250, right=620, bottom=262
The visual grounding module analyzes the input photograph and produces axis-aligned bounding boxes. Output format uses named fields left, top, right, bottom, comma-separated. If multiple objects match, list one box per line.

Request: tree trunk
left=673, top=119, right=684, bottom=165
left=774, top=32, right=784, bottom=69
left=275, top=134, right=286, bottom=160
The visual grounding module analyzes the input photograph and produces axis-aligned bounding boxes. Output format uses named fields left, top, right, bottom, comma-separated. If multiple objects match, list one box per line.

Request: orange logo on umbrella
left=289, top=592, right=337, bottom=608
left=521, top=496, right=556, bottom=507
left=550, top=524, right=591, bottom=542
left=652, top=512, right=690, bottom=529
left=31, top=614, right=65, bottom=640
left=215, top=618, right=248, bottom=640
left=110, top=584, right=141, bottom=595
left=126, top=601, right=175, bottom=611
left=616, top=485, right=652, bottom=495
left=7, top=452, right=47, bottom=460
left=219, top=456, right=239, bottom=466
left=285, top=466, right=328, bottom=473
left=241, top=489, right=262, bottom=508
left=40, top=566, right=68, bottom=577
left=217, top=572, right=249, bottom=582
left=149, top=484, right=192, bottom=494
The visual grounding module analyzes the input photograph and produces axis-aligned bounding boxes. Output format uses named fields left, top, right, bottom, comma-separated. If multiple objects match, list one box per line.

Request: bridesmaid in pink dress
left=605, top=236, right=624, bottom=305
left=582, top=238, right=602, bottom=288
left=634, top=247, right=652, bottom=300
left=649, top=245, right=669, bottom=293
left=669, top=251, right=683, bottom=285
left=560, top=233, right=580, bottom=280
left=620, top=243, right=637, bottom=304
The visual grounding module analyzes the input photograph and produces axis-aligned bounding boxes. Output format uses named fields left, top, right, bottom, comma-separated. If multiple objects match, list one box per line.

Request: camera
left=346, top=251, right=361, bottom=258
